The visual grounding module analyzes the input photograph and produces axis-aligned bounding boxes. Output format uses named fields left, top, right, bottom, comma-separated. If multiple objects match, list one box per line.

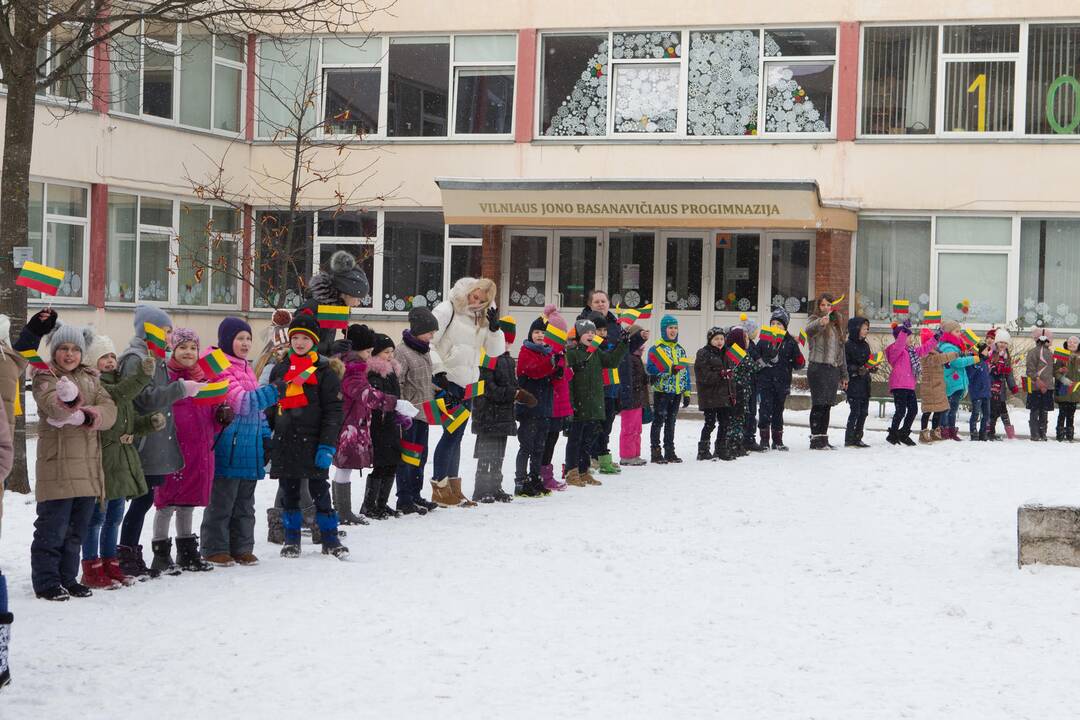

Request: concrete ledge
left=1018, top=504, right=1080, bottom=569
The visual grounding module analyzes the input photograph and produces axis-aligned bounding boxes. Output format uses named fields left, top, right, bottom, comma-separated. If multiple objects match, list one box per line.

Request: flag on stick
left=923, top=311, right=941, bottom=326
left=479, top=350, right=498, bottom=370
left=193, top=380, right=230, bottom=405
left=798, top=329, right=808, bottom=346
left=865, top=352, right=884, bottom=369
left=144, top=323, right=168, bottom=358
left=602, top=368, right=620, bottom=386
left=197, top=348, right=232, bottom=378
left=1054, top=347, right=1071, bottom=363
left=16, top=261, right=65, bottom=295
left=18, top=349, right=49, bottom=371
left=760, top=326, right=784, bottom=344
left=585, top=335, right=604, bottom=353
left=725, top=343, right=747, bottom=365
left=401, top=440, right=424, bottom=466
left=317, top=305, right=349, bottom=330
left=892, top=299, right=910, bottom=314
left=462, top=381, right=485, bottom=400
left=544, top=323, right=568, bottom=351
left=962, top=328, right=980, bottom=346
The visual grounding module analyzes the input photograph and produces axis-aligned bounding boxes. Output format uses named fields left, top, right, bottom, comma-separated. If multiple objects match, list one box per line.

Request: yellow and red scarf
left=278, top=351, right=319, bottom=410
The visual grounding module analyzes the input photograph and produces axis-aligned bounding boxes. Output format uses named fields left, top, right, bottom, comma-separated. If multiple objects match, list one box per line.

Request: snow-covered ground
left=3, top=418, right=1080, bottom=719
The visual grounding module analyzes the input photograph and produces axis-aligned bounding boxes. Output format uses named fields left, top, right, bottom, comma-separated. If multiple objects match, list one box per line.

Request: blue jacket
left=214, top=357, right=279, bottom=481
left=967, top=360, right=991, bottom=400
left=940, top=335, right=977, bottom=397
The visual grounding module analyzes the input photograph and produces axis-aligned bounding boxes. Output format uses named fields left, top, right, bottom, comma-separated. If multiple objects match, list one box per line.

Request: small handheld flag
left=16, top=261, right=65, bottom=295
left=962, top=328, right=980, bottom=346
left=923, top=311, right=941, bottom=326
left=144, top=323, right=168, bottom=359
left=865, top=352, right=884, bottom=369
left=420, top=400, right=441, bottom=425
left=637, top=303, right=654, bottom=320
left=585, top=335, right=604, bottom=353
left=615, top=305, right=640, bottom=326
left=401, top=440, right=424, bottom=467
left=18, top=348, right=49, bottom=371
left=760, top=326, right=784, bottom=345
left=798, top=329, right=808, bottom=346
left=602, top=368, right=620, bottom=386
left=892, top=300, right=909, bottom=315
left=462, top=381, right=485, bottom=400
left=193, top=380, right=229, bottom=405
left=479, top=350, right=498, bottom=371
left=197, top=348, right=232, bottom=378
left=1054, top=347, right=1072, bottom=363
left=544, top=323, right=568, bottom=351
left=444, top=404, right=470, bottom=433
left=725, top=343, right=747, bottom=365
left=829, top=295, right=846, bottom=308
left=317, top=305, right=350, bottom=330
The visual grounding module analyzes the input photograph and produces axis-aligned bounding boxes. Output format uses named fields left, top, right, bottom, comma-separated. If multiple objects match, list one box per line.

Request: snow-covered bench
left=1017, top=504, right=1080, bottom=569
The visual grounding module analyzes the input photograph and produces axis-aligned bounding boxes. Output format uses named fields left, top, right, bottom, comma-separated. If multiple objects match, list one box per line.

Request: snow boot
left=0, top=607, right=10, bottom=690
left=886, top=429, right=899, bottom=445
left=1039, top=411, right=1050, bottom=441
left=80, top=559, right=119, bottom=590
left=35, top=586, right=69, bottom=602
left=449, top=477, right=479, bottom=507
left=332, top=481, right=369, bottom=526
left=581, top=469, right=602, bottom=486
left=844, top=430, right=857, bottom=448
left=1029, top=420, right=1041, bottom=441
left=714, top=437, right=733, bottom=461
left=102, top=558, right=136, bottom=587
left=931, top=428, right=944, bottom=442
left=396, top=498, right=428, bottom=516
left=317, top=512, right=349, bottom=560
left=431, top=478, right=457, bottom=508
left=62, top=581, right=92, bottom=598
left=650, top=446, right=666, bottom=464
left=1005, top=424, right=1017, bottom=440
left=619, top=456, right=646, bottom=466
left=759, top=429, right=771, bottom=452
left=744, top=435, right=765, bottom=453
left=521, top=474, right=548, bottom=498
left=565, top=468, right=587, bottom=487
left=771, top=428, right=788, bottom=451
left=176, top=536, right=214, bottom=572
left=597, top=454, right=622, bottom=474
left=376, top=475, right=401, bottom=518
left=541, top=464, right=565, bottom=492
left=280, top=509, right=302, bottom=558
left=696, top=441, right=713, bottom=461
left=852, top=430, right=870, bottom=448
left=416, top=495, right=439, bottom=512
left=513, top=476, right=529, bottom=497
left=949, top=427, right=962, bottom=441
left=117, top=544, right=156, bottom=581
left=899, top=431, right=916, bottom=446
left=360, top=477, right=383, bottom=520
left=664, top=447, right=682, bottom=463
left=150, top=539, right=182, bottom=577
left=918, top=429, right=932, bottom=444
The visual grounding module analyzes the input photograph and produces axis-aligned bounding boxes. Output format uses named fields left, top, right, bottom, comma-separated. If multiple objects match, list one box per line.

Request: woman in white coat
left=429, top=277, right=506, bottom=506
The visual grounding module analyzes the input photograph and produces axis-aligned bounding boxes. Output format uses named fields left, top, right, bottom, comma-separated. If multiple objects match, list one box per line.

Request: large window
left=254, top=211, right=313, bottom=309
left=26, top=181, right=89, bottom=302
left=381, top=212, right=444, bottom=310
left=258, top=37, right=320, bottom=137
left=942, top=25, right=1019, bottom=134
left=1027, top=24, right=1080, bottom=136
left=314, top=210, right=376, bottom=308
left=388, top=37, right=450, bottom=137
left=1019, top=219, right=1080, bottom=328
left=714, top=233, right=760, bottom=313
left=176, top=203, right=241, bottom=307
left=664, top=235, right=703, bottom=310
left=854, top=217, right=932, bottom=322
left=771, top=236, right=811, bottom=314
left=861, top=26, right=937, bottom=135
left=453, top=35, right=516, bottom=134
left=106, top=193, right=173, bottom=303
left=607, top=231, right=654, bottom=309
left=446, top=225, right=483, bottom=289
left=37, top=24, right=90, bottom=102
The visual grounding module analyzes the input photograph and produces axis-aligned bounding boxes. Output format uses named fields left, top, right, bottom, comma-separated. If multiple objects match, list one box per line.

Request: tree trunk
left=1, top=67, right=40, bottom=495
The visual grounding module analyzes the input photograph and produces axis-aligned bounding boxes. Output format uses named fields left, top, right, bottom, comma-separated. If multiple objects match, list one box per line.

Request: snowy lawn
left=2, top=419, right=1080, bottom=718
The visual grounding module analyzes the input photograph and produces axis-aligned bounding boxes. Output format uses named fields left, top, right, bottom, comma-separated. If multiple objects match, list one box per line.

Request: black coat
left=694, top=344, right=734, bottom=409
left=472, top=352, right=519, bottom=437
left=619, top=352, right=651, bottom=410
left=757, top=333, right=805, bottom=393
left=367, top=364, right=402, bottom=468
left=845, top=317, right=873, bottom=400
left=268, top=357, right=343, bottom=479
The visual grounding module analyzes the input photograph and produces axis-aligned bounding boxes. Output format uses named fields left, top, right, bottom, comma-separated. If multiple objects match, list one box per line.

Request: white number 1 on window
left=967, top=73, right=987, bottom=132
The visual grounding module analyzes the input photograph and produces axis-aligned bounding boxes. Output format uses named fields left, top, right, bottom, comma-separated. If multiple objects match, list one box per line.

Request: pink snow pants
left=619, top=408, right=643, bottom=460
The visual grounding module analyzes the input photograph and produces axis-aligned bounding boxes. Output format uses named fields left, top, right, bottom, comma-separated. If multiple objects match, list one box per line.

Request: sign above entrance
left=435, top=179, right=856, bottom=232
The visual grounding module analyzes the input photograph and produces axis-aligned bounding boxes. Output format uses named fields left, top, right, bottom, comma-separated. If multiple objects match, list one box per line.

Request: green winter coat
left=1056, top=352, right=1080, bottom=403
left=566, top=340, right=628, bottom=422
left=99, top=367, right=157, bottom=501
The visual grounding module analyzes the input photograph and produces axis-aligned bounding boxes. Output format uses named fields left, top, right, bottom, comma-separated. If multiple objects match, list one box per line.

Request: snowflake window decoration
left=613, top=64, right=679, bottom=133
left=764, top=64, right=829, bottom=133
left=544, top=39, right=609, bottom=136
left=687, top=30, right=760, bottom=136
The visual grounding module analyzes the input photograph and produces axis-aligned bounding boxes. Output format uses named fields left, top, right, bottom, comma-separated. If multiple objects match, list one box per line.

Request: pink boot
left=541, top=464, right=566, bottom=492
left=1005, top=424, right=1017, bottom=440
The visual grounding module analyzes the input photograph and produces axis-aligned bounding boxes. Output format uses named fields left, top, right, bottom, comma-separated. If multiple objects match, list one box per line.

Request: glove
left=433, top=372, right=451, bottom=391
left=150, top=412, right=167, bottom=431
left=214, top=404, right=235, bottom=427
left=618, top=327, right=630, bottom=343
left=140, top=355, right=157, bottom=376
left=515, top=389, right=538, bottom=407
left=55, top=376, right=79, bottom=403
left=47, top=409, right=84, bottom=428
left=331, top=339, right=351, bottom=356
left=395, top=399, right=419, bottom=418
left=552, top=366, right=564, bottom=380
left=314, top=444, right=336, bottom=470
left=486, top=306, right=500, bottom=332
left=81, top=406, right=101, bottom=429
left=629, top=333, right=646, bottom=354
left=26, top=308, right=57, bottom=337
left=1037, top=379, right=1049, bottom=393
left=394, top=414, right=413, bottom=430
left=682, top=395, right=690, bottom=408
left=183, top=380, right=205, bottom=398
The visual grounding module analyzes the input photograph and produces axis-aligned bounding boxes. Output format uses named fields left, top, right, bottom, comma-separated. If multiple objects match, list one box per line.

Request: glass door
left=605, top=231, right=655, bottom=311
left=660, top=232, right=707, bottom=344
left=554, top=231, right=599, bottom=314
left=767, top=233, right=813, bottom=316
left=712, top=232, right=762, bottom=320
left=504, top=231, right=552, bottom=312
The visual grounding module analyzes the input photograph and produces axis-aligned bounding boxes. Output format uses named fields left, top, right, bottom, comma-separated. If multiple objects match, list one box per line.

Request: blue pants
left=515, top=417, right=547, bottom=480
left=566, top=420, right=600, bottom=474
left=590, top=395, right=619, bottom=458
left=650, top=392, right=680, bottom=451
left=969, top=397, right=991, bottom=435
left=744, top=379, right=759, bottom=440
left=432, top=398, right=470, bottom=480
left=82, top=497, right=125, bottom=560
left=889, top=389, right=919, bottom=434
left=120, top=474, right=165, bottom=547
left=945, top=390, right=964, bottom=429
left=396, top=421, right=429, bottom=503
left=757, top=385, right=788, bottom=431
left=31, top=496, right=95, bottom=593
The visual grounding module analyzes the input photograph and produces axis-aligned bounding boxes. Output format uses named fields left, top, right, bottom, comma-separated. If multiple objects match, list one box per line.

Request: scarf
left=402, top=330, right=430, bottom=354
left=907, top=345, right=922, bottom=380
left=279, top=350, right=319, bottom=410
left=167, top=355, right=205, bottom=381
left=523, top=340, right=552, bottom=356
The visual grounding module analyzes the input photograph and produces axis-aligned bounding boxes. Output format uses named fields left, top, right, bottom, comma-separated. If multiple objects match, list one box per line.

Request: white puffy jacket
left=431, top=277, right=506, bottom=388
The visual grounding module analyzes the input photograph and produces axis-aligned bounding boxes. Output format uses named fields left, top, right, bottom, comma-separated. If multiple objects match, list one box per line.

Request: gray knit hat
left=408, top=306, right=439, bottom=336
left=134, top=304, right=173, bottom=338
left=46, top=322, right=90, bottom=358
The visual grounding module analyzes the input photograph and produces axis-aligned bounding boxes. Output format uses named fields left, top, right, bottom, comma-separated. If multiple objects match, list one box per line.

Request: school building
left=12, top=1, right=1080, bottom=347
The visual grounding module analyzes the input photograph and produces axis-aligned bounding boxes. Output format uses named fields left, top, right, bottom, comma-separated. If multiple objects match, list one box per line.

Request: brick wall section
left=481, top=225, right=504, bottom=286
left=836, top=22, right=860, bottom=142
left=815, top=229, right=852, bottom=316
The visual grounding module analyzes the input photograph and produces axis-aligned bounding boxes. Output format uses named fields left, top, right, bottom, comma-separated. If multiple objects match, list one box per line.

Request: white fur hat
left=86, top=334, right=116, bottom=367
left=994, top=329, right=1011, bottom=344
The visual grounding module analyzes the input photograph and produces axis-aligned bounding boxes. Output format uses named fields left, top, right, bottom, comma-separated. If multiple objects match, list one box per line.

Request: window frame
left=443, top=228, right=483, bottom=297
left=311, top=209, right=378, bottom=310
left=449, top=33, right=517, bottom=138
left=35, top=21, right=94, bottom=106
left=25, top=178, right=91, bottom=306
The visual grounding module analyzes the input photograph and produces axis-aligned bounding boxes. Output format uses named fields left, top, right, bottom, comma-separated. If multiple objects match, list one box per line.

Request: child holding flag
left=966, top=342, right=992, bottom=440
left=695, top=327, right=735, bottom=461
left=1054, top=335, right=1080, bottom=441
left=394, top=307, right=441, bottom=515
left=540, top=306, right=572, bottom=489
left=936, top=319, right=979, bottom=441
left=917, top=329, right=960, bottom=444
left=512, top=315, right=555, bottom=498
left=646, top=316, right=691, bottom=464
left=1026, top=328, right=1056, bottom=442
left=756, top=308, right=804, bottom=451
left=987, top=329, right=1019, bottom=440
left=884, top=321, right=935, bottom=446
left=365, top=333, right=406, bottom=519
left=618, top=325, right=651, bottom=466
left=844, top=316, right=877, bottom=448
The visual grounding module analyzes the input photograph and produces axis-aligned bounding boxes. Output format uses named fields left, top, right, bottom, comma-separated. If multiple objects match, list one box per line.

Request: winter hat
left=892, top=320, right=913, bottom=339
left=574, top=317, right=596, bottom=338
left=627, top=323, right=645, bottom=338
left=499, top=316, right=516, bottom=345
left=346, top=323, right=375, bottom=352
left=993, top=328, right=1011, bottom=345
left=288, top=309, right=321, bottom=343
left=739, top=314, right=759, bottom=338
left=46, top=322, right=88, bottom=357
left=543, top=304, right=569, bottom=334
left=707, top=326, right=727, bottom=344
left=86, top=334, right=116, bottom=367
left=588, top=311, right=608, bottom=331
left=326, top=250, right=370, bottom=300
left=940, top=318, right=962, bottom=336
left=529, top=314, right=548, bottom=337
left=727, top=326, right=748, bottom=350
left=1032, top=327, right=1053, bottom=343
left=218, top=317, right=252, bottom=357
left=171, top=327, right=200, bottom=349
left=372, top=333, right=395, bottom=356
left=134, top=305, right=173, bottom=338
left=660, top=315, right=679, bottom=340
left=770, top=307, right=791, bottom=329
left=408, top=306, right=439, bottom=336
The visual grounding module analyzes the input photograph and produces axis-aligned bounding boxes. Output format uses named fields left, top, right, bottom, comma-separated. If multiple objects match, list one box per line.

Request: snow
left=3, top=419, right=1080, bottom=718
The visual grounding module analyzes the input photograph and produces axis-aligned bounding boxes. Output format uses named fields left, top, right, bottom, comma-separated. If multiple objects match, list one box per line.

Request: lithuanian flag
left=317, top=305, right=349, bottom=330
left=420, top=400, right=441, bottom=425
left=1023, top=377, right=1035, bottom=394
left=602, top=368, right=620, bottom=386
left=479, top=350, right=498, bottom=370
left=193, top=380, right=229, bottom=405
left=144, top=322, right=168, bottom=358
left=400, top=440, right=424, bottom=467
left=892, top=299, right=909, bottom=314
left=585, top=335, right=604, bottom=353
left=760, top=326, right=784, bottom=344
left=1054, top=347, right=1071, bottom=363
left=615, top=305, right=640, bottom=325
left=18, top=348, right=49, bottom=371
left=798, top=329, right=808, bottom=346
left=16, top=261, right=65, bottom=295
left=962, top=328, right=980, bottom=346
left=462, top=381, right=485, bottom=400
left=725, top=343, right=747, bottom=365
left=865, top=352, right=884, bottom=369
left=923, top=311, right=941, bottom=326
left=444, top=404, right=470, bottom=433
left=197, top=348, right=232, bottom=378
left=637, top=303, right=653, bottom=320
left=648, top=347, right=673, bottom=373
left=544, top=323, right=568, bottom=351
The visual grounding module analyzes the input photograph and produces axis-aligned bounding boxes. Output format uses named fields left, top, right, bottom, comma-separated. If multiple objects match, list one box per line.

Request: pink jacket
left=885, top=334, right=936, bottom=391
left=550, top=354, right=573, bottom=419
left=335, top=354, right=395, bottom=470
left=155, top=362, right=219, bottom=508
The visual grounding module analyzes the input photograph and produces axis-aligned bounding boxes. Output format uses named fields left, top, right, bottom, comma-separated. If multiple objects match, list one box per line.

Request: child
left=479, top=317, right=537, bottom=499
left=335, top=324, right=387, bottom=522
left=394, top=307, right=441, bottom=515
left=917, top=329, right=960, bottom=444
left=82, top=334, right=162, bottom=589
left=695, top=327, right=735, bottom=461
left=565, top=317, right=628, bottom=486
left=1055, top=335, right=1080, bottom=442
left=153, top=328, right=231, bottom=573
left=366, top=334, right=406, bottom=518
left=540, top=306, right=571, bottom=490
left=589, top=311, right=623, bottom=475
left=201, top=317, right=280, bottom=567
left=987, top=329, right=1019, bottom=440
left=844, top=316, right=877, bottom=448
left=937, top=319, right=978, bottom=441
left=31, top=325, right=117, bottom=600
left=966, top=342, right=992, bottom=440
left=646, top=315, right=691, bottom=464
left=512, top=315, right=554, bottom=498
left=1026, top=328, right=1055, bottom=442
left=269, top=311, right=346, bottom=558
left=739, top=317, right=764, bottom=452
left=756, top=308, right=804, bottom=451
left=884, top=321, right=934, bottom=446
left=618, top=325, right=651, bottom=465
left=726, top=327, right=754, bottom=458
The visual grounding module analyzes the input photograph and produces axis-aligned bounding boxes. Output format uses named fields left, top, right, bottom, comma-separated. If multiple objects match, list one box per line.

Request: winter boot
left=581, top=469, right=602, bottom=486
left=899, top=431, right=917, bottom=446
left=1069, top=427, right=1076, bottom=443
left=35, top=586, right=69, bottom=602
left=565, top=468, right=587, bottom=487
left=1056, top=414, right=1067, bottom=441
left=360, top=477, right=383, bottom=520
left=1029, top=420, right=1041, bottom=441
left=1005, top=424, right=1017, bottom=440
left=759, top=429, right=771, bottom=452
left=696, top=441, right=713, bottom=461
left=317, top=512, right=349, bottom=560
left=514, top=476, right=529, bottom=497
left=150, top=539, right=182, bottom=577
left=377, top=475, right=401, bottom=518
left=664, top=447, right=683, bottom=463
left=62, top=581, right=92, bottom=598
left=598, top=454, right=622, bottom=474
left=0, top=606, right=10, bottom=690
left=949, top=427, right=962, bottom=442
left=541, top=464, right=565, bottom=492
left=449, top=477, right=478, bottom=507
left=744, top=435, right=764, bottom=453
left=416, top=495, right=439, bottom=512
left=492, top=473, right=514, bottom=503
left=931, top=428, right=944, bottom=442
left=175, top=536, right=214, bottom=572
left=521, top=474, right=548, bottom=498
left=844, top=430, right=857, bottom=448
left=396, top=499, right=428, bottom=516
left=280, top=509, right=302, bottom=558
left=80, top=559, right=119, bottom=590
left=431, top=478, right=457, bottom=508
left=713, top=437, right=733, bottom=461
left=1040, top=411, right=1050, bottom=441
left=650, top=446, right=667, bottom=464
left=918, top=429, right=932, bottom=444
left=619, top=456, right=646, bottom=466
left=117, top=544, right=156, bottom=581
left=333, top=481, right=369, bottom=526
left=102, top=558, right=136, bottom=587
left=771, top=428, right=788, bottom=451
left=886, top=429, right=899, bottom=445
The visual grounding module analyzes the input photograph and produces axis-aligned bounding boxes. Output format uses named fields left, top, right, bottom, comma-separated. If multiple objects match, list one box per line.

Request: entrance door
left=767, top=234, right=814, bottom=317
left=504, top=231, right=552, bottom=322
left=659, top=232, right=707, bottom=345
left=604, top=230, right=656, bottom=313
left=710, top=232, right=763, bottom=329
left=554, top=230, right=600, bottom=315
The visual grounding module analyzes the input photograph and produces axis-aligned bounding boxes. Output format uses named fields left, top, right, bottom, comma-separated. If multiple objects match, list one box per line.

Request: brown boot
left=581, top=470, right=602, bottom=486
left=204, top=553, right=236, bottom=567
left=232, top=552, right=259, bottom=566
left=918, top=429, right=933, bottom=444
left=431, top=479, right=457, bottom=508
left=931, top=428, right=943, bottom=442
left=449, top=477, right=478, bottom=507
left=566, top=469, right=587, bottom=487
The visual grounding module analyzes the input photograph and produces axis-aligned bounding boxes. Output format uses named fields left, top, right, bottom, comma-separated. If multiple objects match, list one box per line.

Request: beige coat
left=0, top=346, right=27, bottom=433
left=32, top=365, right=117, bottom=503
left=918, top=350, right=960, bottom=413
left=0, top=398, right=11, bottom=533
left=394, top=341, right=436, bottom=413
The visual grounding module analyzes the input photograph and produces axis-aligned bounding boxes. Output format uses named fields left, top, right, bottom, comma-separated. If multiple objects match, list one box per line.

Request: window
left=38, top=24, right=89, bottom=102
left=321, top=37, right=383, bottom=136
left=508, top=234, right=549, bottom=307
left=714, top=233, right=760, bottom=313
left=106, top=193, right=174, bottom=303
left=763, top=29, right=835, bottom=134
left=26, top=181, right=89, bottom=301
left=935, top=216, right=1012, bottom=323
left=381, top=212, right=443, bottom=310
left=861, top=26, right=937, bottom=135
left=541, top=34, right=609, bottom=136
left=387, top=37, right=450, bottom=137
left=1027, top=24, right=1080, bottom=136
left=607, top=231, right=654, bottom=309
left=446, top=224, right=483, bottom=290
left=453, top=35, right=516, bottom=135
left=611, top=31, right=681, bottom=134
left=854, top=217, right=932, bottom=322
left=771, top=237, right=811, bottom=314
left=557, top=233, right=598, bottom=308
left=1019, top=219, right=1080, bottom=328
left=254, top=211, right=313, bottom=309
left=687, top=30, right=760, bottom=136
left=942, top=25, right=1019, bottom=133
left=664, top=235, right=703, bottom=310
left=176, top=203, right=241, bottom=307
left=315, top=210, right=376, bottom=308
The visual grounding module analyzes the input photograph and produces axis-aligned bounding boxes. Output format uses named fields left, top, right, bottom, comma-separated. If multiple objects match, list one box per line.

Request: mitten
left=81, top=406, right=102, bottom=429
left=47, top=409, right=84, bottom=428
left=314, top=444, right=336, bottom=470
left=183, top=380, right=204, bottom=398
left=515, top=389, right=538, bottom=407
left=150, top=412, right=167, bottom=431
left=486, top=306, right=500, bottom=332
left=331, top=339, right=351, bottom=356
left=552, top=366, right=565, bottom=380
left=55, top=376, right=79, bottom=403
left=140, top=355, right=157, bottom=376
left=394, top=414, right=413, bottom=430
left=26, top=308, right=58, bottom=337
left=395, top=398, right=418, bottom=417
left=214, top=404, right=234, bottom=427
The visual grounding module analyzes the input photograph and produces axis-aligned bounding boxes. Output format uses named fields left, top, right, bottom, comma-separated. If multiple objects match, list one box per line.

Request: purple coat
left=155, top=362, right=220, bottom=508
left=885, top=333, right=936, bottom=391
left=335, top=354, right=395, bottom=470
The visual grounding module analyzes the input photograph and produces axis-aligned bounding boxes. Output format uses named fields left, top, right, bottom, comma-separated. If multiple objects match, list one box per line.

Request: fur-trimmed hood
left=431, top=277, right=505, bottom=388
left=367, top=354, right=401, bottom=378
left=307, top=271, right=342, bottom=305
